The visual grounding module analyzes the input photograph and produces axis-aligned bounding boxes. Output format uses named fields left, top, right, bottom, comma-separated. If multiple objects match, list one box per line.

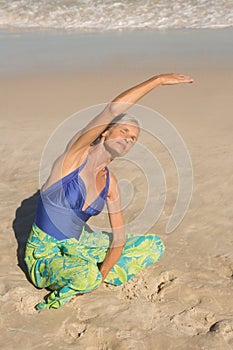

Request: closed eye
left=131, top=136, right=136, bottom=143
left=120, top=127, right=138, bottom=143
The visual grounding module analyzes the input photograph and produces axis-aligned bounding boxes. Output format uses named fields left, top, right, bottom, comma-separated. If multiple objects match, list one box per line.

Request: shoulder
left=43, top=147, right=89, bottom=190
left=63, top=145, right=90, bottom=171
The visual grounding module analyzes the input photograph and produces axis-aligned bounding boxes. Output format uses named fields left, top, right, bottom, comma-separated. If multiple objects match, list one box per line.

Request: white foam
left=0, top=0, right=232, bottom=31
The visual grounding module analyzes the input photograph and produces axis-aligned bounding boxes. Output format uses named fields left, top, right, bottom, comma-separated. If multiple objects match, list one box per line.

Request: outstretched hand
left=158, top=73, right=194, bottom=85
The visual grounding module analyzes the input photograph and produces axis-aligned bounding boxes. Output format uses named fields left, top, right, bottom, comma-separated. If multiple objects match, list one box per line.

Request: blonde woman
left=25, top=73, right=193, bottom=310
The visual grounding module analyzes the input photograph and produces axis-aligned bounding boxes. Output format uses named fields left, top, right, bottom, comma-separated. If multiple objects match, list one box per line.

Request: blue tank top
left=35, top=156, right=110, bottom=240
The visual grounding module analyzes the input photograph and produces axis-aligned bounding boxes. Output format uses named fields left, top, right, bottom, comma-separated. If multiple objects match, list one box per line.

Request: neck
left=87, top=143, right=112, bottom=173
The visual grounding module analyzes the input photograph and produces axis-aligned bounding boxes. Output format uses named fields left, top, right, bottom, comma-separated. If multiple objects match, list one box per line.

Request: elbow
left=107, top=102, right=119, bottom=118
left=108, top=100, right=131, bottom=118
left=112, top=237, right=126, bottom=248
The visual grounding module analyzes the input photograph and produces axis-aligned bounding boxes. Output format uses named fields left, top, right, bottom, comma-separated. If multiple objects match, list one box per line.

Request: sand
left=0, top=29, right=233, bottom=350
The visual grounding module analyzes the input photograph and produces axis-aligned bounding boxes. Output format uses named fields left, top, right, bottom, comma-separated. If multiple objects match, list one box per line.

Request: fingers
left=160, top=73, right=194, bottom=85
left=175, top=73, right=194, bottom=83
left=99, top=135, right=106, bottom=144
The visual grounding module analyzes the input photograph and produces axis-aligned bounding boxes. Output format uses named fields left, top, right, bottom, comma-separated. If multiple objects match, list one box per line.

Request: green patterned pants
left=25, top=224, right=165, bottom=310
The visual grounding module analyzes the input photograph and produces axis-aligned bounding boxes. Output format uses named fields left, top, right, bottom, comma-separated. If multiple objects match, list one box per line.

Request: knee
left=144, top=234, right=165, bottom=261
left=70, top=265, right=102, bottom=293
left=155, top=235, right=165, bottom=258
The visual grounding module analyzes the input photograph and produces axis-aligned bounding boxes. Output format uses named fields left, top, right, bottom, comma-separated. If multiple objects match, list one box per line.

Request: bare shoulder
left=62, top=145, right=89, bottom=172
left=43, top=147, right=89, bottom=190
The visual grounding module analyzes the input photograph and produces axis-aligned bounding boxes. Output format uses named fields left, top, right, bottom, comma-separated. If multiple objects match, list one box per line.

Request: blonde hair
left=108, top=113, right=140, bottom=128
left=91, top=113, right=140, bottom=145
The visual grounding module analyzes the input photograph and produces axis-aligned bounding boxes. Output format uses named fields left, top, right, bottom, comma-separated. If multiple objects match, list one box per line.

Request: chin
left=104, top=141, right=125, bottom=158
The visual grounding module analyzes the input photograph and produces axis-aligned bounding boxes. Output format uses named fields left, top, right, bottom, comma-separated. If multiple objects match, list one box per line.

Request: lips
left=116, top=140, right=126, bottom=150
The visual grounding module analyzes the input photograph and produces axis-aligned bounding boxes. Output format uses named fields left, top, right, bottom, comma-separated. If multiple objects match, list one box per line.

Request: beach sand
left=0, top=29, right=233, bottom=350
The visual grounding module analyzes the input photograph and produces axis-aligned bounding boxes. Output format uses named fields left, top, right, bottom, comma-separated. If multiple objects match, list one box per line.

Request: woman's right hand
left=158, top=73, right=194, bottom=85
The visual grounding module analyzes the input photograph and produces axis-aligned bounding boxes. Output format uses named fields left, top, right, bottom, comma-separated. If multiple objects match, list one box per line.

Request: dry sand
left=0, top=34, right=233, bottom=349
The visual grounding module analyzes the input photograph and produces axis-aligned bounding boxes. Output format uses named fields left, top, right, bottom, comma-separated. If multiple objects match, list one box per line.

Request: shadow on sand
left=12, top=191, right=39, bottom=277
left=12, top=190, right=113, bottom=285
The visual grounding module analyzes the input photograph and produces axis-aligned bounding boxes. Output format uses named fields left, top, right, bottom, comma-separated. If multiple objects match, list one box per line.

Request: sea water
left=0, top=0, right=232, bottom=32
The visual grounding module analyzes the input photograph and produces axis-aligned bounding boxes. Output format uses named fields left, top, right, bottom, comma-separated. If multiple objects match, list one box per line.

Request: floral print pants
left=25, top=224, right=165, bottom=310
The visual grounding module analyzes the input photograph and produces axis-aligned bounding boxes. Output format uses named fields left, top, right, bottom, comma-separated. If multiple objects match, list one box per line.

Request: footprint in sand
left=59, top=319, right=87, bottom=344
left=118, top=270, right=177, bottom=302
left=209, top=319, right=233, bottom=346
left=145, top=271, right=177, bottom=302
left=170, top=306, right=216, bottom=336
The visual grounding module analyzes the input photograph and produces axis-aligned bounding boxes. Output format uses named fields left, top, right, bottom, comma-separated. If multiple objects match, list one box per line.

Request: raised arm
left=67, top=73, right=193, bottom=156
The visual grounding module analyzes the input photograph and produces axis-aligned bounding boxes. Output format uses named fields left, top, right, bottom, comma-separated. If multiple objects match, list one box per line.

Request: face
left=103, top=123, right=140, bottom=157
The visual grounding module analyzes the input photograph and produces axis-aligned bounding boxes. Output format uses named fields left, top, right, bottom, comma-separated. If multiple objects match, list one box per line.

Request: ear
left=101, top=129, right=111, bottom=140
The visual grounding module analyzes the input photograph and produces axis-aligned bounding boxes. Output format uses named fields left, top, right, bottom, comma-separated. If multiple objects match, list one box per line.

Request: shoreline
left=1, top=28, right=233, bottom=76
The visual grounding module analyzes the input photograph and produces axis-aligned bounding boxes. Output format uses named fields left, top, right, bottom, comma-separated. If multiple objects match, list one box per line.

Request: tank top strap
left=103, top=166, right=110, bottom=198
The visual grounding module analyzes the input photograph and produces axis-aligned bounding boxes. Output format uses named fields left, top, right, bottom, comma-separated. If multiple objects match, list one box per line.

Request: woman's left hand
left=158, top=73, right=194, bottom=85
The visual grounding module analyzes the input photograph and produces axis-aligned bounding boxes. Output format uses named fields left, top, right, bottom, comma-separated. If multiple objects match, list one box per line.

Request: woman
left=25, top=73, right=193, bottom=310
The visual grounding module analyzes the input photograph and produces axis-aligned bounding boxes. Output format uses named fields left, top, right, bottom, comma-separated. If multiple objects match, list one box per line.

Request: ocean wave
left=0, top=0, right=233, bottom=31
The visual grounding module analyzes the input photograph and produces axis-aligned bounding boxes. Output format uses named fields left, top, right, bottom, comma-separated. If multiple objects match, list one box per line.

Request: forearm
left=100, top=245, right=124, bottom=280
left=84, top=75, right=162, bottom=131
left=110, top=72, right=193, bottom=116
left=110, top=75, right=162, bottom=116
left=101, top=176, right=126, bottom=280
